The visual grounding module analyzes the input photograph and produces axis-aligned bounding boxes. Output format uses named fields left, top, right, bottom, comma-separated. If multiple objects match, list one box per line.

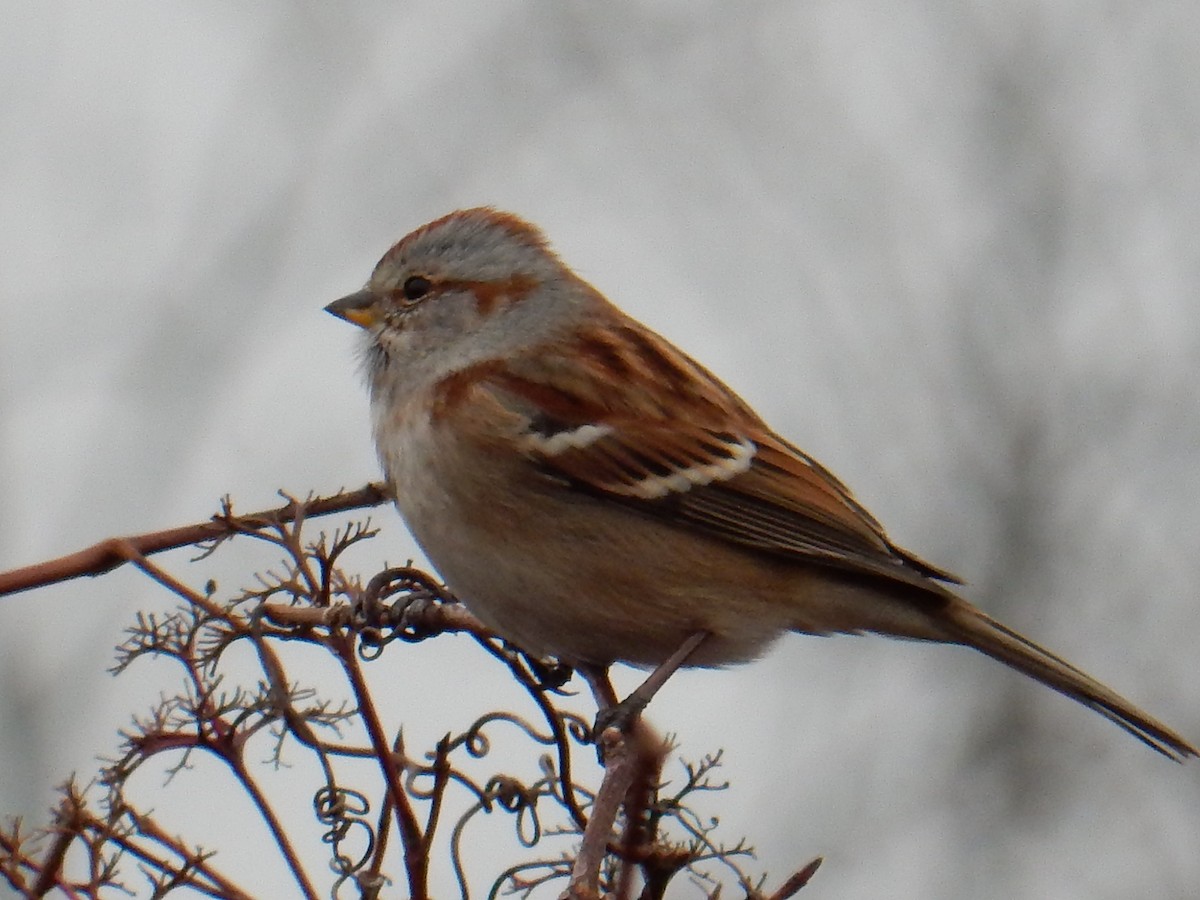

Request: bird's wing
left=476, top=326, right=960, bottom=592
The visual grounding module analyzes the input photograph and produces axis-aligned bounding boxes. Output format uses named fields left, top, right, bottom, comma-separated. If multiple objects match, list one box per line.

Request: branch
left=0, top=484, right=390, bottom=597
left=765, top=858, right=824, bottom=899
left=261, top=597, right=490, bottom=640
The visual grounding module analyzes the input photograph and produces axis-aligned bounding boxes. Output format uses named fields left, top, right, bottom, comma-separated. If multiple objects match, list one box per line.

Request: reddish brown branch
left=566, top=728, right=640, bottom=900
left=766, top=858, right=823, bottom=898
left=127, top=810, right=255, bottom=900
left=85, top=804, right=253, bottom=900
left=30, top=804, right=79, bottom=897
left=0, top=484, right=390, bottom=597
left=224, top=756, right=319, bottom=900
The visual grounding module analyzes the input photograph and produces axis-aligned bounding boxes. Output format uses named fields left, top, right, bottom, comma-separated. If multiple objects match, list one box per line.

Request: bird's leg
left=569, top=634, right=708, bottom=896
left=570, top=663, right=674, bottom=899
left=590, top=630, right=710, bottom=738
left=578, top=663, right=621, bottom=713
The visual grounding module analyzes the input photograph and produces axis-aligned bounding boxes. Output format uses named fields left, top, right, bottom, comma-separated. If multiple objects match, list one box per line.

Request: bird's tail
left=940, top=602, right=1196, bottom=762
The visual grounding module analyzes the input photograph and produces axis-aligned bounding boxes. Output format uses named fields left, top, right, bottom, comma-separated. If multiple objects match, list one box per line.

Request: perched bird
left=327, top=207, right=1195, bottom=760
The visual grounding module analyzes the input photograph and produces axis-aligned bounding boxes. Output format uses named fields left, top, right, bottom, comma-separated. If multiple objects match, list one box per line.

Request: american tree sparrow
left=327, top=208, right=1195, bottom=760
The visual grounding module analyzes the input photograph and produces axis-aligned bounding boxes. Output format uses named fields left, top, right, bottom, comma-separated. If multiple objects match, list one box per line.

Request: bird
left=326, top=207, right=1195, bottom=761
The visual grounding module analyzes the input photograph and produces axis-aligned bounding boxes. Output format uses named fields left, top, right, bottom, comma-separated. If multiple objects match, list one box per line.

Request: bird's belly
left=395, top=472, right=800, bottom=667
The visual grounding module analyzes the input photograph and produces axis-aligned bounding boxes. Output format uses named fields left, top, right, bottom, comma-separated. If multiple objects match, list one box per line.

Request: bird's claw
left=591, top=694, right=647, bottom=743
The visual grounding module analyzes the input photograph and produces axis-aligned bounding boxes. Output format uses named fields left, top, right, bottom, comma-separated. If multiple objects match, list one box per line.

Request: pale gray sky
left=2, top=2, right=1199, bottom=897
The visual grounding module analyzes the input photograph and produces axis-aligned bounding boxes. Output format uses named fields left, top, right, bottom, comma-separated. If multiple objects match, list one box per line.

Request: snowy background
left=2, top=2, right=1199, bottom=897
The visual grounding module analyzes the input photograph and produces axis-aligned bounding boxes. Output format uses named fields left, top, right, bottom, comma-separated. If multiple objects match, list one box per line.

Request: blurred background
left=2, top=1, right=1199, bottom=897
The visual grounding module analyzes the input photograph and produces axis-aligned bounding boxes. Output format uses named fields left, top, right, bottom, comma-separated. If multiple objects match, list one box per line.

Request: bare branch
left=2, top=488, right=798, bottom=898
left=0, top=484, right=390, bottom=597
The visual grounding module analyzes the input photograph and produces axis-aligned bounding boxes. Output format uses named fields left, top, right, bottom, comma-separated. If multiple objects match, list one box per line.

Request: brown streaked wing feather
left=531, top=419, right=757, bottom=499
left=479, top=326, right=959, bottom=590
left=704, top=431, right=964, bottom=584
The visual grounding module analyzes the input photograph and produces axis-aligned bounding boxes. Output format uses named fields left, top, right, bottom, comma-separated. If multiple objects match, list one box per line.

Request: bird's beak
left=325, top=289, right=381, bottom=329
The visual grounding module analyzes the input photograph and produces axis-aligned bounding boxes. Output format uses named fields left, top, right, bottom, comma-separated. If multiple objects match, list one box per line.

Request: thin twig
left=117, top=807, right=256, bottom=900
left=0, top=484, right=390, bottom=597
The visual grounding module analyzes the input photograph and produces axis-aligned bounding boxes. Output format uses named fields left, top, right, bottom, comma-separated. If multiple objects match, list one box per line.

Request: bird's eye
left=402, top=275, right=432, bottom=301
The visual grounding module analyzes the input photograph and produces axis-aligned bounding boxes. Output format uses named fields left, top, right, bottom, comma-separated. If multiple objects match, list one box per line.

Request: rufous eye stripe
left=435, top=275, right=538, bottom=316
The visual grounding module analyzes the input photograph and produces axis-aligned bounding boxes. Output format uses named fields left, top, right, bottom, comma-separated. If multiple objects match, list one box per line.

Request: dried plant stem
left=1, top=489, right=800, bottom=898
left=766, top=858, right=824, bottom=899
left=125, top=808, right=256, bottom=900
left=225, top=755, right=319, bottom=900
left=0, top=483, right=389, bottom=597
left=330, top=633, right=430, bottom=898
left=566, top=728, right=639, bottom=900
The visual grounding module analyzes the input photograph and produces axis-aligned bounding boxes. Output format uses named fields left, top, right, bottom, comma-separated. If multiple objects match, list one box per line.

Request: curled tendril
left=484, top=775, right=544, bottom=848
left=450, top=767, right=563, bottom=898
left=356, top=640, right=388, bottom=661
left=562, top=714, right=591, bottom=745
left=441, top=711, right=565, bottom=760
left=538, top=753, right=593, bottom=810
left=347, top=568, right=454, bottom=659
left=313, top=785, right=375, bottom=875
left=488, top=858, right=574, bottom=900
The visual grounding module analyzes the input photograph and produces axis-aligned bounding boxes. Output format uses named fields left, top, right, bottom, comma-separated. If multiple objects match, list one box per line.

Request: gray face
left=351, top=209, right=598, bottom=407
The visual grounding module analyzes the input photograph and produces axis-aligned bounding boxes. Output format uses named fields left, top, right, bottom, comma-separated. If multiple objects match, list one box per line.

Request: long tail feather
left=942, top=604, right=1197, bottom=762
